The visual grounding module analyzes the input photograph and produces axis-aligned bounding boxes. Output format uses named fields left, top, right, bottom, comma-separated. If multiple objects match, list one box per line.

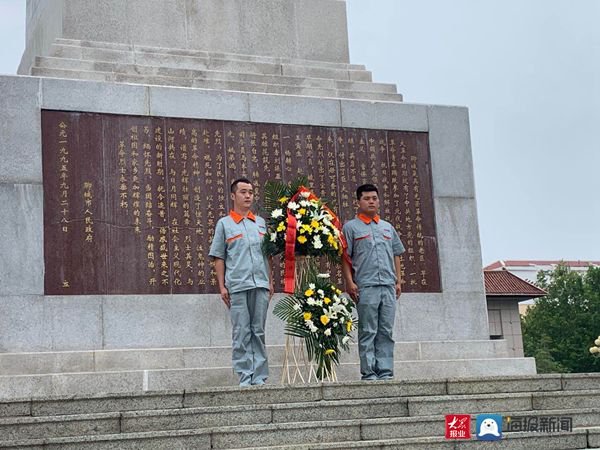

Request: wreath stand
left=280, top=256, right=338, bottom=384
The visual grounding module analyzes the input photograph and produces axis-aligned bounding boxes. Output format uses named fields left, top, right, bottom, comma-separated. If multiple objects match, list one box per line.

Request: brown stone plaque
left=42, top=111, right=442, bottom=295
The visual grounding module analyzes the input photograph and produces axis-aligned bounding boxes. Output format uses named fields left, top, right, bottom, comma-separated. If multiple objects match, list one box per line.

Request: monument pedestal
left=1, top=0, right=536, bottom=394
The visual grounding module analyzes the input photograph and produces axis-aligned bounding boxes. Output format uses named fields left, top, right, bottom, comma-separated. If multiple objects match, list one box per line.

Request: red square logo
left=445, top=414, right=471, bottom=439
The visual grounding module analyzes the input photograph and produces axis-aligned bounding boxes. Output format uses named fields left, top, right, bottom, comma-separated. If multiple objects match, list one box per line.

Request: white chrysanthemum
left=295, top=213, right=302, bottom=219
left=309, top=283, right=316, bottom=290
left=270, top=232, right=277, bottom=242
left=324, top=328, right=332, bottom=336
left=317, top=289, right=325, bottom=297
left=307, top=298, right=316, bottom=306
left=301, top=191, right=311, bottom=198
left=271, top=208, right=284, bottom=219
left=313, top=236, right=323, bottom=249
left=321, top=227, right=330, bottom=235
left=299, top=200, right=309, bottom=207
left=288, top=201, right=299, bottom=210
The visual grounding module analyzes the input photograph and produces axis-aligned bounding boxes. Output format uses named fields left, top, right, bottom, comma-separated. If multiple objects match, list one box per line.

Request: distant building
left=484, top=260, right=600, bottom=284
left=484, top=270, right=546, bottom=357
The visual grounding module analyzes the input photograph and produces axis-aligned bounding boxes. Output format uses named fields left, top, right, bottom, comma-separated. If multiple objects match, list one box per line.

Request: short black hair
left=230, top=177, right=252, bottom=193
left=356, top=184, right=378, bottom=200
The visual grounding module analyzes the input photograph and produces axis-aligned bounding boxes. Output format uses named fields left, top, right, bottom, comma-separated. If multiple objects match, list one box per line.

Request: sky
left=1, top=0, right=598, bottom=265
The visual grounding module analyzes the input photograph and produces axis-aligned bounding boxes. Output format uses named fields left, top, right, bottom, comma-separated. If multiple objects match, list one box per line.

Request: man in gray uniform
left=342, top=184, right=405, bottom=380
left=209, top=177, right=273, bottom=386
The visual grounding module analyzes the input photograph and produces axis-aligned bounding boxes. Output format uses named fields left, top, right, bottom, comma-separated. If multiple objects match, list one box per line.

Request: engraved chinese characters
left=42, top=111, right=441, bottom=295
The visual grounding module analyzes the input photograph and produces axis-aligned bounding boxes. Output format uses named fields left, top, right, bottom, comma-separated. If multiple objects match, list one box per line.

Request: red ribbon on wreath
left=283, top=186, right=350, bottom=293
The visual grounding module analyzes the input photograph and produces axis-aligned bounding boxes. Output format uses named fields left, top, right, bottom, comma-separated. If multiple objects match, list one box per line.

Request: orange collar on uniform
left=357, top=213, right=380, bottom=224
left=229, top=210, right=256, bottom=224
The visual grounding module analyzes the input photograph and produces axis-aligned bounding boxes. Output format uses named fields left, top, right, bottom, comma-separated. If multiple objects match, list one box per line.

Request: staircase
left=0, top=374, right=599, bottom=449
left=0, top=342, right=535, bottom=400
left=29, top=38, right=402, bottom=102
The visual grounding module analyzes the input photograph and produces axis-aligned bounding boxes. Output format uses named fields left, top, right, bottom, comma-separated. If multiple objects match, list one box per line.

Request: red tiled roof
left=484, top=270, right=547, bottom=298
left=484, top=260, right=600, bottom=270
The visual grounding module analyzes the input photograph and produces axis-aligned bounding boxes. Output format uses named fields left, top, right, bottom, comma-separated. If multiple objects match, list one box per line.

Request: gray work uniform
left=343, top=214, right=405, bottom=380
left=209, top=211, right=270, bottom=386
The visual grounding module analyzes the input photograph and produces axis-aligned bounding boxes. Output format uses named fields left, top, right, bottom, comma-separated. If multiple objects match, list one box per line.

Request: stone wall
left=0, top=75, right=489, bottom=352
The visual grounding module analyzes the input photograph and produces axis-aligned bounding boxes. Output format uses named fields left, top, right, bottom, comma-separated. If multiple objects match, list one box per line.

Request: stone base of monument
left=0, top=373, right=599, bottom=449
left=0, top=341, right=536, bottom=400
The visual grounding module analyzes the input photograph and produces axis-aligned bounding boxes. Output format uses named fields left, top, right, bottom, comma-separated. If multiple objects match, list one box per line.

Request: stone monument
left=0, top=0, right=535, bottom=398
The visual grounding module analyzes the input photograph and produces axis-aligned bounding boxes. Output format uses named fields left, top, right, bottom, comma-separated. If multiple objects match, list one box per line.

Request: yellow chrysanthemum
left=279, top=196, right=289, bottom=204
left=310, top=220, right=320, bottom=229
left=298, top=208, right=306, bottom=216
left=324, top=349, right=335, bottom=356
left=297, top=235, right=307, bottom=244
left=346, top=320, right=352, bottom=332
left=303, top=312, right=312, bottom=321
left=323, top=297, right=331, bottom=305
left=320, top=315, right=330, bottom=326
left=300, top=224, right=312, bottom=233
left=276, top=221, right=286, bottom=232
left=305, top=289, right=314, bottom=297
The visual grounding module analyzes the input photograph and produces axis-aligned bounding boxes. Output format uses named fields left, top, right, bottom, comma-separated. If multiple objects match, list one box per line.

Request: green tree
left=521, top=264, right=600, bottom=373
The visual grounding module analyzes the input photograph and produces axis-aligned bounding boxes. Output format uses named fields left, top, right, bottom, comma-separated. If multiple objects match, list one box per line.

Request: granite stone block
left=210, top=421, right=361, bottom=449
left=322, top=379, right=446, bottom=400
left=532, top=390, right=600, bottom=410
left=397, top=292, right=489, bottom=341
left=0, top=184, right=44, bottom=296
left=41, top=78, right=149, bottom=116
left=94, top=348, right=185, bottom=372
left=427, top=105, right=475, bottom=198
left=272, top=398, right=408, bottom=423
left=293, top=0, right=350, bottom=63
left=148, top=86, right=250, bottom=122
left=408, top=392, right=532, bottom=416
left=184, top=384, right=322, bottom=408
left=121, top=404, right=271, bottom=432
left=561, top=373, right=600, bottom=391
left=447, top=374, right=562, bottom=395
left=248, top=93, right=341, bottom=127
left=62, top=0, right=129, bottom=45
left=341, top=100, right=428, bottom=131
left=361, top=416, right=443, bottom=440
left=101, top=295, right=211, bottom=349
left=0, top=401, right=30, bottom=418
left=45, top=296, right=103, bottom=350
left=0, top=296, right=50, bottom=353
left=31, top=392, right=184, bottom=416
left=0, top=351, right=94, bottom=376
left=0, top=412, right=120, bottom=441
left=0, top=76, right=42, bottom=183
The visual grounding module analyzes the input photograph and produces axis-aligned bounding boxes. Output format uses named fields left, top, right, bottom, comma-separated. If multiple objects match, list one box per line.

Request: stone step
left=235, top=428, right=598, bottom=450
left=0, top=357, right=536, bottom=400
left=54, top=38, right=368, bottom=71
left=2, top=376, right=596, bottom=418
left=35, top=56, right=396, bottom=94
left=0, top=340, right=512, bottom=376
left=31, top=66, right=401, bottom=102
left=1, top=395, right=598, bottom=442
left=49, top=43, right=373, bottom=82
left=0, top=421, right=595, bottom=449
left=0, top=397, right=405, bottom=440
